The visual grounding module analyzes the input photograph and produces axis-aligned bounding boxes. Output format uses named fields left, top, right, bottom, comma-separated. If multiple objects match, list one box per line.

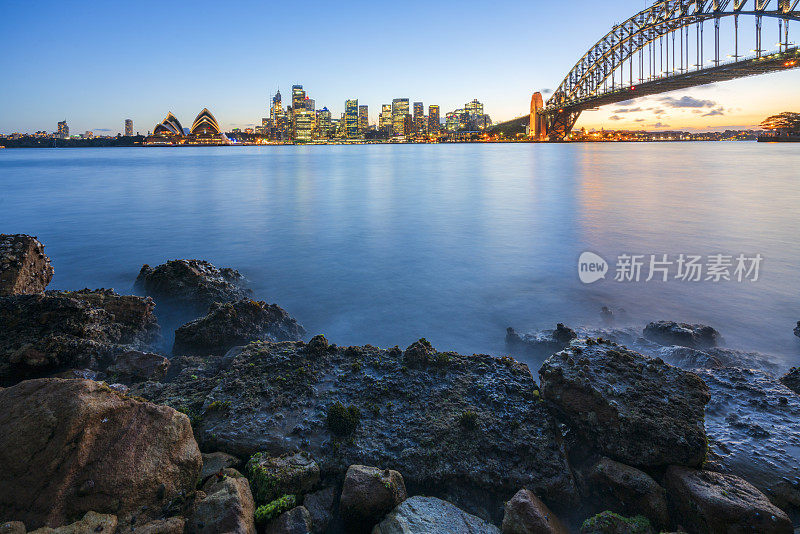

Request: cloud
left=635, top=118, right=645, bottom=122
left=702, top=108, right=725, bottom=117
left=659, top=96, right=716, bottom=108
left=652, top=108, right=665, bottom=115
left=613, top=107, right=642, bottom=113
left=92, top=128, right=112, bottom=132
left=541, top=88, right=552, bottom=94
left=652, top=122, right=670, bottom=128
left=609, top=115, right=622, bottom=121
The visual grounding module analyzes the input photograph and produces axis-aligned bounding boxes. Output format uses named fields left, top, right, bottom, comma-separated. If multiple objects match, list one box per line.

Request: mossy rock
left=246, top=451, right=320, bottom=505
left=580, top=511, right=654, bottom=534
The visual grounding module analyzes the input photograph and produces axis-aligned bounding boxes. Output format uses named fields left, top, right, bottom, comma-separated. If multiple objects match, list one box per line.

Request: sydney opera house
left=145, top=108, right=230, bottom=145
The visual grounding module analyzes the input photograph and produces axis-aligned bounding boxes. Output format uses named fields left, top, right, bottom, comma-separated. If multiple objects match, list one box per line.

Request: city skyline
left=1, top=0, right=798, bottom=135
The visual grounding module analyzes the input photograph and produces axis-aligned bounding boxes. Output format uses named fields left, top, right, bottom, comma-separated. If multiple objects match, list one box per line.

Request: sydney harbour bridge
left=500, top=0, right=800, bottom=141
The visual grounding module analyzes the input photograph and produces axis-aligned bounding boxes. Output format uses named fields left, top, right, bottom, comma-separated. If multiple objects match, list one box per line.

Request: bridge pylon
left=530, top=93, right=547, bottom=141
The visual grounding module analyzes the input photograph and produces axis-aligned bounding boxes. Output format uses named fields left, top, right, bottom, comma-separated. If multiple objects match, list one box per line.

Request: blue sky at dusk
left=1, top=0, right=798, bottom=134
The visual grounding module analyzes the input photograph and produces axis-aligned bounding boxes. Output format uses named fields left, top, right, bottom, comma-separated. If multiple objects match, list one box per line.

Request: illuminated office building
left=358, top=105, right=369, bottom=132
left=391, top=98, right=409, bottom=137
left=345, top=99, right=359, bottom=138
left=413, top=102, right=425, bottom=135
left=428, top=105, right=440, bottom=133
left=379, top=104, right=393, bottom=132
left=294, top=108, right=315, bottom=142
left=57, top=120, right=69, bottom=139
left=316, top=107, right=332, bottom=139
left=465, top=99, right=484, bottom=116
left=292, top=85, right=306, bottom=111
left=124, top=119, right=133, bottom=137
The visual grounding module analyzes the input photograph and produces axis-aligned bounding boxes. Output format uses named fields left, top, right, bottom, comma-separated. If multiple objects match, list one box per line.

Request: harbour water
left=1, top=143, right=798, bottom=368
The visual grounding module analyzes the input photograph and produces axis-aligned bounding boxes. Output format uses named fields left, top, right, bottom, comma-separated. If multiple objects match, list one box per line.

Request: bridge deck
left=547, top=47, right=799, bottom=113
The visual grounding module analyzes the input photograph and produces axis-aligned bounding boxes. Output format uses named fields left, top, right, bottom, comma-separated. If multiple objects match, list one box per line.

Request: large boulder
left=246, top=451, right=320, bottom=505
left=697, top=367, right=800, bottom=515
left=579, top=512, right=653, bottom=534
left=339, top=465, right=407, bottom=533
left=581, top=457, right=668, bottom=529
left=373, top=496, right=501, bottom=534
left=0, top=289, right=159, bottom=385
left=501, top=489, right=568, bottom=534
left=0, top=378, right=202, bottom=529
left=173, top=299, right=304, bottom=356
left=664, top=466, right=792, bottom=534
left=187, top=468, right=256, bottom=534
left=643, top=321, right=720, bottom=349
left=303, top=486, right=337, bottom=534
left=539, top=339, right=710, bottom=468
left=0, top=235, right=54, bottom=296
left=199, top=451, right=242, bottom=485
left=132, top=340, right=578, bottom=522
left=134, top=259, right=251, bottom=317
left=264, top=506, right=312, bottom=534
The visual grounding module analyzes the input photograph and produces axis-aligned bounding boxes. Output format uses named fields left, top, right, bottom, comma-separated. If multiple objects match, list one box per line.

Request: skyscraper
left=358, top=105, right=369, bottom=132
left=345, top=99, right=359, bottom=138
left=294, top=109, right=315, bottom=142
left=305, top=98, right=315, bottom=113
left=391, top=98, right=409, bottom=137
left=124, top=119, right=133, bottom=137
left=379, top=104, right=393, bottom=132
left=465, top=99, right=484, bottom=117
left=428, top=105, right=440, bottom=133
left=57, top=120, right=69, bottom=139
left=316, top=108, right=332, bottom=139
left=292, top=85, right=306, bottom=111
left=413, top=102, right=425, bottom=135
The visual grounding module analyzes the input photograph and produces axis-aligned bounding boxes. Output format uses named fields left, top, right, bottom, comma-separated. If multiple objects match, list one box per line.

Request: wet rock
left=582, top=457, right=668, bottom=529
left=132, top=340, right=577, bottom=522
left=0, top=378, right=201, bottom=529
left=795, top=321, right=800, bottom=338
left=779, top=367, right=800, bottom=395
left=643, top=321, right=720, bottom=349
left=664, top=466, right=792, bottom=534
left=0, top=522, right=25, bottom=534
left=303, top=486, right=337, bottom=534
left=373, top=496, right=501, bottom=534
left=264, top=506, right=311, bottom=534
left=505, top=324, right=577, bottom=358
left=129, top=517, right=184, bottom=534
left=27, top=511, right=118, bottom=534
left=0, top=234, right=54, bottom=296
left=654, top=345, right=779, bottom=374
left=579, top=511, right=653, bottom=534
left=134, top=259, right=251, bottom=317
left=501, top=489, right=568, bottom=534
left=696, top=367, right=800, bottom=515
left=199, top=451, right=242, bottom=485
left=187, top=468, right=256, bottom=534
left=339, top=465, right=407, bottom=533
left=0, top=289, right=159, bottom=385
left=246, top=451, right=320, bottom=505
left=173, top=299, right=304, bottom=356
left=106, top=350, right=169, bottom=383
left=539, top=339, right=709, bottom=468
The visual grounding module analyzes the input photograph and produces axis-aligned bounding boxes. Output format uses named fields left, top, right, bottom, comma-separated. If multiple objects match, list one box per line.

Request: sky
left=0, top=0, right=797, bottom=135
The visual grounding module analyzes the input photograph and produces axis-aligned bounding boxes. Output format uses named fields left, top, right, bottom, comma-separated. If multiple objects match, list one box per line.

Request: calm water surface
left=1, top=144, right=798, bottom=368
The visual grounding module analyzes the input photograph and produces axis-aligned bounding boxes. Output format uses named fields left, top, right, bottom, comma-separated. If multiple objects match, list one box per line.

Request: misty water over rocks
left=1, top=144, right=799, bottom=372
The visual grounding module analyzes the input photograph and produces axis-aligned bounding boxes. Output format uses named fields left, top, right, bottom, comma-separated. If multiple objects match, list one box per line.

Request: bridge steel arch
left=541, top=0, right=800, bottom=140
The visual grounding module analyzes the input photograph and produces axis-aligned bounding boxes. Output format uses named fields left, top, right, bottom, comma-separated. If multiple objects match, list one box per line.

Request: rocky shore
left=1, top=234, right=799, bottom=534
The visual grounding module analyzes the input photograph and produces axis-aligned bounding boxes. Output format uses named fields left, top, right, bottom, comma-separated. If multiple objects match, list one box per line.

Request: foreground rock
left=539, top=339, right=710, bottom=468
left=505, top=324, right=577, bottom=358
left=501, top=489, right=568, bottom=534
left=643, top=321, right=720, bottom=349
left=303, top=487, right=337, bottom=534
left=199, top=451, right=242, bottom=485
left=581, top=457, right=668, bottom=529
left=697, top=367, right=800, bottom=514
left=664, top=466, right=792, bottom=534
left=264, top=506, right=312, bottom=534
left=173, top=299, right=304, bottom=356
left=0, top=378, right=201, bottom=529
left=187, top=468, right=256, bottom=534
left=339, top=465, right=407, bottom=533
left=27, top=511, right=118, bottom=534
left=795, top=321, right=800, bottom=338
left=0, top=235, right=54, bottom=296
left=134, top=259, right=251, bottom=317
left=579, top=511, right=653, bottom=534
left=246, top=451, right=320, bottom=506
left=0, top=289, right=159, bottom=385
left=133, top=339, right=577, bottom=521
left=373, top=496, right=500, bottom=534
